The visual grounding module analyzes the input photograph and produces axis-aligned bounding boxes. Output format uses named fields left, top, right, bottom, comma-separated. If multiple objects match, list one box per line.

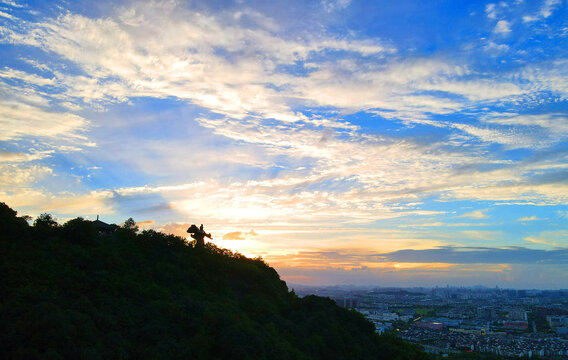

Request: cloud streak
left=375, top=246, right=568, bottom=265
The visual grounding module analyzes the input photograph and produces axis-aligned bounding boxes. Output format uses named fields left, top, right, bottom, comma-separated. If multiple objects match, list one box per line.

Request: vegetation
left=0, top=203, right=428, bottom=359
left=415, top=308, right=437, bottom=317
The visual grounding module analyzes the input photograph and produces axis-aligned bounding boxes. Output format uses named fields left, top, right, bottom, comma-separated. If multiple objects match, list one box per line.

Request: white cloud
left=444, top=182, right=568, bottom=206
left=0, top=163, right=52, bottom=187
left=0, top=150, right=52, bottom=163
left=0, top=0, right=25, bottom=8
left=517, top=216, right=538, bottom=221
left=0, top=100, right=88, bottom=142
left=450, top=122, right=537, bottom=149
left=520, top=60, right=568, bottom=99
left=494, top=20, right=512, bottom=34
left=0, top=67, right=54, bottom=86
left=484, top=40, right=510, bottom=53
left=1, top=188, right=115, bottom=216
left=399, top=222, right=492, bottom=228
left=540, top=0, right=563, bottom=18
left=0, top=5, right=391, bottom=127
left=483, top=113, right=568, bottom=131
left=322, top=0, right=352, bottom=13
left=421, top=79, right=523, bottom=101
left=479, top=113, right=568, bottom=149
left=486, top=4, right=498, bottom=19
left=460, top=230, right=500, bottom=241
left=0, top=160, right=114, bottom=218
left=0, top=10, right=15, bottom=19
left=112, top=157, right=461, bottom=226
left=457, top=210, right=490, bottom=219
left=524, top=230, right=568, bottom=247
left=523, top=0, right=562, bottom=22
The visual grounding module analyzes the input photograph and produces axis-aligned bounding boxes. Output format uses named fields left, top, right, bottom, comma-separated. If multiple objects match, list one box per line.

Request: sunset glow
left=1, top=0, right=567, bottom=288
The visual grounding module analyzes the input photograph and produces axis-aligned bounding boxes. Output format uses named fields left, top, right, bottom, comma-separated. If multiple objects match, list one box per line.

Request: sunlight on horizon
left=1, top=0, right=567, bottom=288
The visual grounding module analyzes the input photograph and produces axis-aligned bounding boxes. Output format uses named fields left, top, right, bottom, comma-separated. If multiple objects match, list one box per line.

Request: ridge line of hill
left=1, top=202, right=428, bottom=360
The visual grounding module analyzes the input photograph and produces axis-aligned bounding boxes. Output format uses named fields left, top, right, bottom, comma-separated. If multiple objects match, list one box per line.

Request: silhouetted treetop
left=122, top=217, right=139, bottom=232
left=33, top=212, right=57, bottom=228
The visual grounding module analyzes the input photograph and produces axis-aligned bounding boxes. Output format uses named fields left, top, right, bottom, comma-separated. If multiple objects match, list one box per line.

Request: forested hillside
left=0, top=203, right=428, bottom=359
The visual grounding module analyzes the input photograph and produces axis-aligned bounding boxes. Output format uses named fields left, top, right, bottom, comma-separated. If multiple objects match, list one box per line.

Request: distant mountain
left=0, top=203, right=428, bottom=359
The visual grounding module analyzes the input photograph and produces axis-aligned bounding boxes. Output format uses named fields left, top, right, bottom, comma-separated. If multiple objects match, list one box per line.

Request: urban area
left=294, top=286, right=568, bottom=359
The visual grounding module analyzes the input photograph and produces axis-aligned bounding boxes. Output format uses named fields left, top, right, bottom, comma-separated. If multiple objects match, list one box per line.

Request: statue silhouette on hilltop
left=187, top=224, right=212, bottom=248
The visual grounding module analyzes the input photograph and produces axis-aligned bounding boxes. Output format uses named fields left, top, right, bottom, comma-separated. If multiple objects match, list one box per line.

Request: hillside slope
left=0, top=203, right=428, bottom=359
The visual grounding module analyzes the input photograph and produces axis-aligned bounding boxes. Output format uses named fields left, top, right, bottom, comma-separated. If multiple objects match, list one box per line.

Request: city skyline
left=1, top=0, right=567, bottom=288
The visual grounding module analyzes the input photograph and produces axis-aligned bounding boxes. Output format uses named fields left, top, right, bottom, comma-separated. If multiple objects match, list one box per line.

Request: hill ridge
left=0, top=203, right=427, bottom=359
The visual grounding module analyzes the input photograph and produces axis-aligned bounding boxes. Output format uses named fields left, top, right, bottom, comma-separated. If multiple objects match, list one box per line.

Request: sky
left=1, top=0, right=567, bottom=289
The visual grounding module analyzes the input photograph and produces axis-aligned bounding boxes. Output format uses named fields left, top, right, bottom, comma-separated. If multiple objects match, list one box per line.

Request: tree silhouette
left=122, top=217, right=139, bottom=232
left=33, top=213, right=57, bottom=228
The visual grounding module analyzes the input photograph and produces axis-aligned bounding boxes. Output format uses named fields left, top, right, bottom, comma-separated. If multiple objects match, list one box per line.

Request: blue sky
left=1, top=0, right=567, bottom=288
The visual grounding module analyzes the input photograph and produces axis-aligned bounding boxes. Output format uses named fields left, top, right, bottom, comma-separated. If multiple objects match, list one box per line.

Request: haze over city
left=1, top=0, right=567, bottom=288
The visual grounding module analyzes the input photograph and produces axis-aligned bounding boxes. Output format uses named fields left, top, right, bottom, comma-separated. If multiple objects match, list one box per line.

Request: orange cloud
left=223, top=230, right=258, bottom=240
left=160, top=222, right=191, bottom=238
left=137, top=219, right=155, bottom=229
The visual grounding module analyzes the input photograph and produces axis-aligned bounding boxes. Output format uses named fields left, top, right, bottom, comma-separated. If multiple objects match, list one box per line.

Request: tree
left=122, top=217, right=139, bottom=233
left=0, top=202, right=30, bottom=235
left=33, top=213, right=58, bottom=228
left=62, top=217, right=98, bottom=244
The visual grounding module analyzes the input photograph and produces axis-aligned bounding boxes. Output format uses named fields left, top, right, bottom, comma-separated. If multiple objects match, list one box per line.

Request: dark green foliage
left=121, top=217, right=139, bottom=233
left=61, top=217, right=98, bottom=245
left=0, top=202, right=30, bottom=240
left=33, top=213, right=58, bottom=229
left=0, top=203, right=428, bottom=359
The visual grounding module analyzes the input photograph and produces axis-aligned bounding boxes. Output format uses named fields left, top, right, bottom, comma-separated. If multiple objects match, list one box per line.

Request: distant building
left=435, top=318, right=461, bottom=328
left=342, top=296, right=359, bottom=308
left=380, top=312, right=400, bottom=321
left=502, top=321, right=528, bottom=330
left=547, top=316, right=568, bottom=328
left=477, top=307, right=496, bottom=321
left=508, top=309, right=528, bottom=321
left=91, top=216, right=117, bottom=235
left=415, top=321, right=444, bottom=331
